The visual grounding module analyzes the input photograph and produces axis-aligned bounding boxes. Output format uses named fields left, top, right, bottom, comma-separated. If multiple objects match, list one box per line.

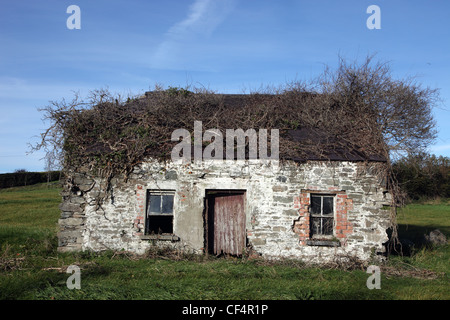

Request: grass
left=0, top=183, right=448, bottom=300
left=397, top=200, right=450, bottom=244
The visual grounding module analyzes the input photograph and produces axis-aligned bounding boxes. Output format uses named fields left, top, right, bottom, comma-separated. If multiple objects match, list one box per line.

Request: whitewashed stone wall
left=58, top=159, right=392, bottom=263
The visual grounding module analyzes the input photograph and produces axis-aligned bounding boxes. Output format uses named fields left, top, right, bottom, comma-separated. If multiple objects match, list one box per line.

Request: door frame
left=204, top=189, right=247, bottom=256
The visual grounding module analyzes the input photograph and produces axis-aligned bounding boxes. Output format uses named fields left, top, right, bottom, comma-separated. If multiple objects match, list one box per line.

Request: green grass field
left=397, top=201, right=450, bottom=242
left=0, top=183, right=448, bottom=300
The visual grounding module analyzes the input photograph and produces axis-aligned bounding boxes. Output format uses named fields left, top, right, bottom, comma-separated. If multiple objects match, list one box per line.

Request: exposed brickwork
left=335, top=194, right=353, bottom=241
left=134, top=185, right=145, bottom=236
left=293, top=191, right=354, bottom=246
left=293, top=193, right=310, bottom=245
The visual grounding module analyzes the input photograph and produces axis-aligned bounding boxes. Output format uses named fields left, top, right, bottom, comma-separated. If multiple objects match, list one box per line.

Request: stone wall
left=57, top=159, right=392, bottom=263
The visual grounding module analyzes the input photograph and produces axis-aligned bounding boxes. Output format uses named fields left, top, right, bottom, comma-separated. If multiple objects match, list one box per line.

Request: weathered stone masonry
left=58, top=159, right=392, bottom=263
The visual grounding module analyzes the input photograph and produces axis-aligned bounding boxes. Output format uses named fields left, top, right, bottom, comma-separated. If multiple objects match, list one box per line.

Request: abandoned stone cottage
left=57, top=92, right=393, bottom=263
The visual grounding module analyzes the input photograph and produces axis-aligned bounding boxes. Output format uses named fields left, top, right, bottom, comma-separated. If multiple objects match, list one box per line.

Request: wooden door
left=205, top=191, right=246, bottom=256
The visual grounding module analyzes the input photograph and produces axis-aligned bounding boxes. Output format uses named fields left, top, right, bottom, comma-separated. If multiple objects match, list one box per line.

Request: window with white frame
left=145, top=190, right=174, bottom=235
left=309, top=194, right=334, bottom=237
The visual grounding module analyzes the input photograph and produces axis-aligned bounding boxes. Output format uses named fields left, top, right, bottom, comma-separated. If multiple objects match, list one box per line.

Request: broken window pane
left=147, top=216, right=173, bottom=234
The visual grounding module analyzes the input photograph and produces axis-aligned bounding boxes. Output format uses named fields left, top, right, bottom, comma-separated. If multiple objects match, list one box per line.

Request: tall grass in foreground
left=0, top=183, right=448, bottom=300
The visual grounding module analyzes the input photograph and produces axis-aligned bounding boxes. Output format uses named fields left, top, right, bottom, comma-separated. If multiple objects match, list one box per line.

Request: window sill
left=140, top=234, right=180, bottom=241
left=306, top=239, right=341, bottom=247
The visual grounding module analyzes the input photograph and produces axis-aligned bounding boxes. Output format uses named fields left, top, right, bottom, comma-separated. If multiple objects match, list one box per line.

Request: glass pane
left=161, top=195, right=174, bottom=214
left=310, top=217, right=321, bottom=235
left=323, top=218, right=333, bottom=235
left=310, top=196, right=321, bottom=215
left=322, top=197, right=334, bottom=216
left=148, top=195, right=161, bottom=214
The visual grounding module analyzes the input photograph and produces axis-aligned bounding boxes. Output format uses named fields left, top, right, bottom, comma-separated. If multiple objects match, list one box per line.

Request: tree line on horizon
left=392, top=152, right=450, bottom=201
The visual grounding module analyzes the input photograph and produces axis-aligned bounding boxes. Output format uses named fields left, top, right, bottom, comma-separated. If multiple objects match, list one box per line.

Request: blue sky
left=0, top=0, right=449, bottom=173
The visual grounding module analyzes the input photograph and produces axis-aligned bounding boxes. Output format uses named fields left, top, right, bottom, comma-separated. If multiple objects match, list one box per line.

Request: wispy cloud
left=150, top=0, right=236, bottom=70
left=430, top=144, right=450, bottom=152
left=167, top=0, right=232, bottom=38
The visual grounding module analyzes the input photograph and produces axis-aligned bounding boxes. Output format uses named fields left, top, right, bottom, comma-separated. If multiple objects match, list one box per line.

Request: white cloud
left=150, top=0, right=236, bottom=70
left=167, top=0, right=231, bottom=38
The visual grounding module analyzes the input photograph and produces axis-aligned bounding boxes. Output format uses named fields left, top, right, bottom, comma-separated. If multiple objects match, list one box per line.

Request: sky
left=0, top=0, right=449, bottom=173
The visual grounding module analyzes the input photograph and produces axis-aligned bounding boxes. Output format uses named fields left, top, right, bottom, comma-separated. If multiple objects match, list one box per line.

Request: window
left=309, top=194, right=334, bottom=237
left=145, top=191, right=174, bottom=235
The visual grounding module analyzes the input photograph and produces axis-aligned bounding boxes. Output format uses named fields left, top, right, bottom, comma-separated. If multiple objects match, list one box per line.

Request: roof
left=143, top=92, right=386, bottom=162
left=285, top=128, right=386, bottom=162
left=69, top=91, right=387, bottom=166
